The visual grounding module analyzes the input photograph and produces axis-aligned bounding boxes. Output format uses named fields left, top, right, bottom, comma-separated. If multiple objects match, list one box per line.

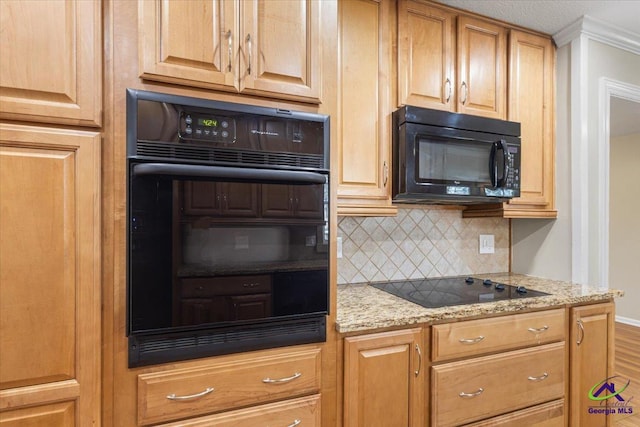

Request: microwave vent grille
left=135, top=141, right=324, bottom=170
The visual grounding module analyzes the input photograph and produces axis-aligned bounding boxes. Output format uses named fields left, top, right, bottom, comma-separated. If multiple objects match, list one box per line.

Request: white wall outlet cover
left=479, top=234, right=495, bottom=254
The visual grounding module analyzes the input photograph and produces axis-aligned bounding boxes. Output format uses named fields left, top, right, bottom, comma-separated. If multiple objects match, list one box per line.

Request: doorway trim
left=597, top=78, right=640, bottom=289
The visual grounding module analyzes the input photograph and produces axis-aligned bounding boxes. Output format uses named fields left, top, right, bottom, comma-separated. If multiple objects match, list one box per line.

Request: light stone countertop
left=336, top=273, right=624, bottom=333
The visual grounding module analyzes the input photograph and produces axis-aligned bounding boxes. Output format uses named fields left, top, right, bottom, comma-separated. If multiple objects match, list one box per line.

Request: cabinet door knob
left=262, top=372, right=302, bottom=384
left=461, top=81, right=468, bottom=105
left=166, top=387, right=214, bottom=401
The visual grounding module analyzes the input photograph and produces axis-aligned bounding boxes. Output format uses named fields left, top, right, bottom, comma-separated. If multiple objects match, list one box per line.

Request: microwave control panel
left=506, top=145, right=520, bottom=190
left=179, top=111, right=237, bottom=143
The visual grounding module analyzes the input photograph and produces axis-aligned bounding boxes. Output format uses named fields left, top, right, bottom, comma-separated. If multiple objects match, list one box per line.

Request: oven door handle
left=132, top=163, right=327, bottom=185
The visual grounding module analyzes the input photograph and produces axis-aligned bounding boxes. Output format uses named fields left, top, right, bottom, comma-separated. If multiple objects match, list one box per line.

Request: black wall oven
left=126, top=89, right=329, bottom=367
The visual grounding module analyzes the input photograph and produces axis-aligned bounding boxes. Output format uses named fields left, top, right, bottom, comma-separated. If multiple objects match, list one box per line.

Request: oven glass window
left=416, top=137, right=492, bottom=184
left=129, top=175, right=329, bottom=333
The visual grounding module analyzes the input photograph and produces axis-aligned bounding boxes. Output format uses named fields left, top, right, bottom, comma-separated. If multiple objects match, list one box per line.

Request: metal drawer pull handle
left=577, top=319, right=585, bottom=345
left=528, top=372, right=549, bottom=382
left=459, top=388, right=484, bottom=398
left=166, top=387, right=214, bottom=401
left=262, top=372, right=302, bottom=384
left=287, top=420, right=301, bottom=427
left=243, top=283, right=260, bottom=288
left=459, top=335, right=484, bottom=344
left=445, top=78, right=452, bottom=102
left=528, top=325, right=549, bottom=333
left=226, top=30, right=232, bottom=72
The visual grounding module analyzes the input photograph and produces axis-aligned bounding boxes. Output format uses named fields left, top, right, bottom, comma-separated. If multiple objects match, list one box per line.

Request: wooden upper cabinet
left=337, top=0, right=397, bottom=216
left=457, top=16, right=506, bottom=119
left=464, top=30, right=556, bottom=218
left=398, top=1, right=456, bottom=111
left=139, top=0, right=321, bottom=103
left=0, top=0, right=102, bottom=127
left=398, top=1, right=506, bottom=120
left=0, top=124, right=100, bottom=424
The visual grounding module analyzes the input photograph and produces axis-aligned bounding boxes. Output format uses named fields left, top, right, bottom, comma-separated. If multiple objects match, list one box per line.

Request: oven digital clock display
left=198, top=118, right=218, bottom=127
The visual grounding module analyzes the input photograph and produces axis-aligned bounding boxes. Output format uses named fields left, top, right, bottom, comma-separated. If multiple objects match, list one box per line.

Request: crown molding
left=553, top=15, right=640, bottom=55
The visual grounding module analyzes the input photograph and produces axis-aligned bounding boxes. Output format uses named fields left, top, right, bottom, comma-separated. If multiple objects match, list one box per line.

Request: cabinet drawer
left=432, top=309, right=565, bottom=361
left=181, top=275, right=272, bottom=298
left=463, top=399, right=565, bottom=426
left=138, top=348, right=321, bottom=425
left=158, top=394, right=321, bottom=427
left=432, top=342, right=565, bottom=427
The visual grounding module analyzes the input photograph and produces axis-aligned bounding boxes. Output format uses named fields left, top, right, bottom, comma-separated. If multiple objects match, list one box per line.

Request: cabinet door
left=570, top=303, right=615, bottom=427
left=138, top=0, right=238, bottom=91
left=457, top=16, right=506, bottom=119
left=504, top=31, right=556, bottom=217
left=0, top=124, right=100, bottom=424
left=0, top=0, right=101, bottom=126
left=220, top=182, right=259, bottom=217
left=398, top=0, right=456, bottom=111
left=183, top=181, right=222, bottom=215
left=344, top=328, right=425, bottom=427
left=183, top=181, right=258, bottom=217
left=240, top=0, right=321, bottom=102
left=337, top=0, right=397, bottom=216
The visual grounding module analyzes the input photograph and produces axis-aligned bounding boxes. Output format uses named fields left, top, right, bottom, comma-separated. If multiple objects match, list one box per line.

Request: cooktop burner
left=371, top=276, right=549, bottom=309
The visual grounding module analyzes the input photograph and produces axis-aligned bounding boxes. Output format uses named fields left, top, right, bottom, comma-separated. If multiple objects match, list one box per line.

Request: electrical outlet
left=479, top=234, right=495, bottom=254
left=337, top=237, right=343, bottom=258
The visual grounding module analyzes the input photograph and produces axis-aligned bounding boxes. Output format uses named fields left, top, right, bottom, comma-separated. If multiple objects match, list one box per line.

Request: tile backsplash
left=337, top=208, right=509, bottom=284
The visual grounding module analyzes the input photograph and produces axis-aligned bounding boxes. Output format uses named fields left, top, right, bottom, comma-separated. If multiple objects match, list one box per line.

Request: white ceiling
left=437, top=0, right=640, bottom=137
left=436, top=0, right=640, bottom=36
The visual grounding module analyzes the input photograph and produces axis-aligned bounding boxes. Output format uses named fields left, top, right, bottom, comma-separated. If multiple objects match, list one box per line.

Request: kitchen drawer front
left=463, top=399, right=565, bottom=426
left=158, top=394, right=321, bottom=427
left=432, top=308, right=565, bottom=361
left=138, top=348, right=321, bottom=425
left=432, top=342, right=565, bottom=427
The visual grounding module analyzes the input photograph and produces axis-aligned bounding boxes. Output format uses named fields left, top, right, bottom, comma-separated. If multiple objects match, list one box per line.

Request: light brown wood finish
left=464, top=399, right=565, bottom=426
left=343, top=328, right=425, bottom=427
left=398, top=0, right=456, bottom=111
left=456, top=15, right=507, bottom=119
left=432, top=342, right=565, bottom=426
left=432, top=308, right=566, bottom=362
left=139, top=0, right=321, bottom=103
left=0, top=124, right=100, bottom=424
left=464, top=30, right=556, bottom=218
left=158, top=394, right=321, bottom=427
left=569, top=303, right=615, bottom=427
left=336, top=0, right=397, bottom=216
left=612, top=322, right=640, bottom=427
left=0, top=0, right=101, bottom=127
left=138, top=348, right=321, bottom=425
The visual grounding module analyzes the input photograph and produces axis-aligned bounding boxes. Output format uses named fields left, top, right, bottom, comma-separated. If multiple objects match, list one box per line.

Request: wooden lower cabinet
left=0, top=124, right=100, bottom=426
left=569, top=303, right=615, bottom=427
left=158, top=394, right=321, bottom=427
left=464, top=399, right=565, bottom=427
left=343, top=328, right=425, bottom=427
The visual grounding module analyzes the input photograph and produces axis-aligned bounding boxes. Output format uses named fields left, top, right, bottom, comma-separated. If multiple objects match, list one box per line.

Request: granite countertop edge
left=335, top=273, right=624, bottom=334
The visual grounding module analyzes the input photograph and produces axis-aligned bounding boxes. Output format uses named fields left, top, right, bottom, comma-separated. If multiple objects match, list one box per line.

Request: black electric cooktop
left=371, top=276, right=550, bottom=309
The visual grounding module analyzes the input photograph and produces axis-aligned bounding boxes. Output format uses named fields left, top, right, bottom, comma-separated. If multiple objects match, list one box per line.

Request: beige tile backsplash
left=337, top=208, right=509, bottom=284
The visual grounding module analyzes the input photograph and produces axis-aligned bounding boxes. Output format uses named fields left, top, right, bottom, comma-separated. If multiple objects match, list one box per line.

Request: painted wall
left=609, top=132, right=640, bottom=321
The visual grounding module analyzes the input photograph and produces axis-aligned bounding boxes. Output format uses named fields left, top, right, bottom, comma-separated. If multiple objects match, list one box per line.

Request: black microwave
left=392, top=106, right=521, bottom=203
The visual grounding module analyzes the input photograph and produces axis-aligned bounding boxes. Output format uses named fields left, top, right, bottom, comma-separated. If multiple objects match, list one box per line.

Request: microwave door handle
left=489, top=141, right=498, bottom=188
left=497, top=139, right=509, bottom=187
left=132, top=163, right=327, bottom=185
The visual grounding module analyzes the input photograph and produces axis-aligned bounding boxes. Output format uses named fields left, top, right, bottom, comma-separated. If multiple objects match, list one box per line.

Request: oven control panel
left=179, top=112, right=236, bottom=143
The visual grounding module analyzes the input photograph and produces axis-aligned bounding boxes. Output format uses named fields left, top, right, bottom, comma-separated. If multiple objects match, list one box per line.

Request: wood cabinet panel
left=432, top=309, right=566, bottom=362
left=337, top=0, right=397, bottom=216
left=456, top=16, right=506, bottom=119
left=158, top=394, right=321, bottom=427
left=570, top=303, right=615, bottom=427
left=464, top=399, right=565, bottom=427
left=0, top=401, right=75, bottom=426
left=183, top=181, right=259, bottom=217
left=0, top=0, right=101, bottom=126
left=139, top=0, right=320, bottom=103
left=432, top=342, right=565, bottom=426
left=138, top=347, right=321, bottom=425
left=343, top=328, right=425, bottom=427
left=0, top=124, right=100, bottom=424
